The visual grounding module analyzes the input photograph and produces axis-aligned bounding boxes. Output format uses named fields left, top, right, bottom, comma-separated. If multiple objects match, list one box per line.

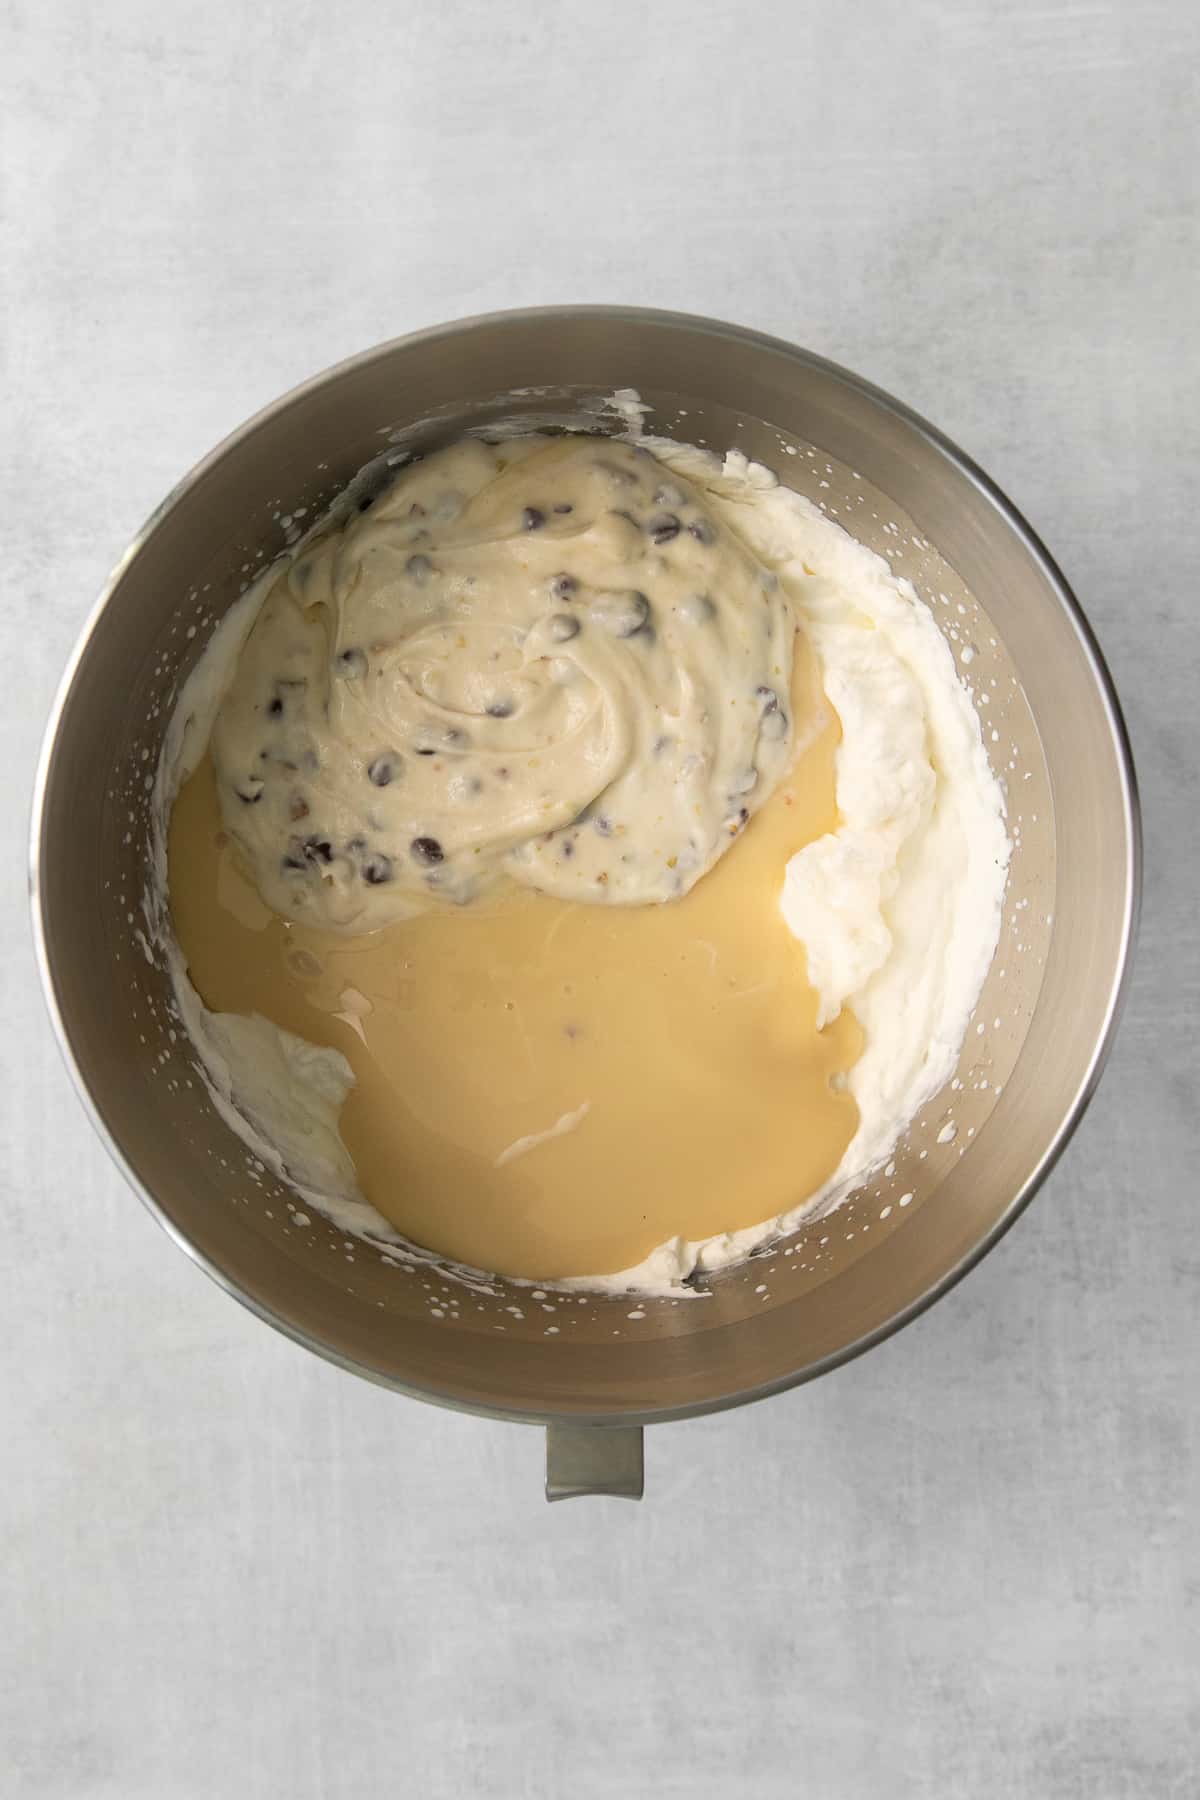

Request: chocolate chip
left=356, top=493, right=375, bottom=513
left=411, top=836, right=444, bottom=865
left=551, top=572, right=578, bottom=601
left=443, top=727, right=470, bottom=748
left=593, top=815, right=614, bottom=837
left=680, top=593, right=716, bottom=625
left=688, top=518, right=716, bottom=546
left=288, top=794, right=310, bottom=820
left=283, top=833, right=328, bottom=871
left=336, top=648, right=368, bottom=679
left=405, top=553, right=434, bottom=583
left=487, top=700, right=514, bottom=718
left=654, top=483, right=686, bottom=508
left=267, top=696, right=284, bottom=719
left=363, top=854, right=393, bottom=885
left=755, top=685, right=780, bottom=714
left=561, top=839, right=575, bottom=859
left=590, top=590, right=650, bottom=638
left=629, top=603, right=655, bottom=639
left=648, top=512, right=681, bottom=544
left=522, top=506, right=545, bottom=531
left=553, top=502, right=573, bottom=514
left=415, top=746, right=436, bottom=756
left=368, top=755, right=400, bottom=787
left=547, top=614, right=580, bottom=643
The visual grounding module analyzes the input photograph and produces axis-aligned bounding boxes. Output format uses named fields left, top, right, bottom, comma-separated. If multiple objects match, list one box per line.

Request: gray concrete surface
left=3, top=2, right=1197, bottom=1795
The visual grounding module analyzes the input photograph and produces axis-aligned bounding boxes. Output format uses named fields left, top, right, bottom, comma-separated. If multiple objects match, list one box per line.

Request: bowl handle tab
left=545, top=1423, right=644, bottom=1502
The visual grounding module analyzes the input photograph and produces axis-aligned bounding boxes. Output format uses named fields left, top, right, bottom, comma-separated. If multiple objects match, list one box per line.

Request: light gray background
left=3, top=2, right=1197, bottom=1795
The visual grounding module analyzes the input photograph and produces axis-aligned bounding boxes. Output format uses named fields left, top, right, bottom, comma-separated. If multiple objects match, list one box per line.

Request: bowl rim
left=29, top=304, right=1143, bottom=1428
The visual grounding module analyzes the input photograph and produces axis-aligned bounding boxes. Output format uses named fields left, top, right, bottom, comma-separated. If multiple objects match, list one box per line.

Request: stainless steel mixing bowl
left=31, top=308, right=1139, bottom=1500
